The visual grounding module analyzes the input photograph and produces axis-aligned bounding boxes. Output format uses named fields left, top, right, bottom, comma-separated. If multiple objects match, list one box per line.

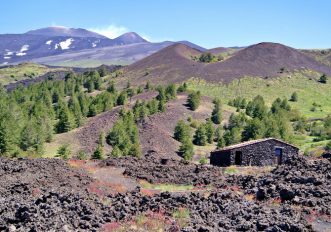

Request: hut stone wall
left=210, top=139, right=299, bottom=167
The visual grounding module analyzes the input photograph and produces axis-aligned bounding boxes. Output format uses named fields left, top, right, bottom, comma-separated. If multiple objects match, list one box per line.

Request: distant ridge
left=1, top=27, right=206, bottom=66
left=125, top=42, right=331, bottom=84
left=25, top=26, right=107, bottom=39
left=112, top=32, right=148, bottom=45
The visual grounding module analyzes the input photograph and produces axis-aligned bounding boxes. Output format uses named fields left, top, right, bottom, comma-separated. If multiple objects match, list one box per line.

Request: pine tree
left=242, top=118, right=264, bottom=141
left=94, top=77, right=102, bottom=90
left=57, top=144, right=71, bottom=160
left=224, top=127, right=242, bottom=145
left=177, top=82, right=188, bottom=93
left=193, top=125, right=207, bottom=146
left=78, top=93, right=90, bottom=117
left=179, top=138, right=194, bottom=161
left=211, top=99, right=222, bottom=124
left=92, top=145, right=104, bottom=159
left=246, top=95, right=267, bottom=119
left=156, top=86, right=166, bottom=102
left=69, top=96, right=84, bottom=127
left=174, top=120, right=191, bottom=142
left=107, top=81, right=117, bottom=94
left=204, top=120, right=215, bottom=144
left=319, top=74, right=327, bottom=83
left=128, top=142, right=141, bottom=157
left=56, top=106, right=76, bottom=133
left=117, top=91, right=128, bottom=105
left=98, top=131, right=105, bottom=147
left=0, top=122, right=17, bottom=155
left=187, top=91, right=201, bottom=111
left=98, top=67, right=107, bottom=77
left=111, top=146, right=122, bottom=157
left=214, top=126, right=223, bottom=142
left=158, top=99, right=166, bottom=112
left=88, top=104, right=98, bottom=117
left=145, top=81, right=151, bottom=90
left=86, top=79, right=95, bottom=93
left=106, top=111, right=141, bottom=157
left=290, top=92, right=298, bottom=102
left=147, top=99, right=159, bottom=114
left=216, top=137, right=225, bottom=149
left=165, top=84, right=177, bottom=100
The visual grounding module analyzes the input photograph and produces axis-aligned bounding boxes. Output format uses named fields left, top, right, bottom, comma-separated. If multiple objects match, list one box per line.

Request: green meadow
left=187, top=71, right=331, bottom=119
left=0, top=63, right=66, bottom=85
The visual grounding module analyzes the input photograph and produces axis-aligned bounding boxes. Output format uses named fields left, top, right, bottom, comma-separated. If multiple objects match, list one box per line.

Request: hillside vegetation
left=187, top=71, right=331, bottom=118
left=0, top=63, right=66, bottom=85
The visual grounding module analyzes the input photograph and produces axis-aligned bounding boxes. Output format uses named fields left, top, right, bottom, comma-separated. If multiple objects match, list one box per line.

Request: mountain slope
left=31, top=41, right=174, bottom=67
left=112, top=32, right=148, bottom=45
left=177, top=41, right=206, bottom=52
left=0, top=34, right=115, bottom=64
left=125, top=42, right=331, bottom=84
left=125, top=43, right=203, bottom=84
left=1, top=27, right=206, bottom=67
left=204, top=42, right=331, bottom=81
left=25, top=26, right=107, bottom=39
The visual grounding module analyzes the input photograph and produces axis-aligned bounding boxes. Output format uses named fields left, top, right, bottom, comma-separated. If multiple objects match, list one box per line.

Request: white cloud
left=140, top=33, right=173, bottom=43
left=89, top=24, right=129, bottom=39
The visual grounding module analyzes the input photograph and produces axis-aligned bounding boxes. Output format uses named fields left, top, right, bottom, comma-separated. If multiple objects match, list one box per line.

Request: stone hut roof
left=214, top=138, right=299, bottom=152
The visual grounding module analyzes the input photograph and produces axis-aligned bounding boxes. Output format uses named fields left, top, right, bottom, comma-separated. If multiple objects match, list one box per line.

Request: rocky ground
left=0, top=155, right=330, bottom=231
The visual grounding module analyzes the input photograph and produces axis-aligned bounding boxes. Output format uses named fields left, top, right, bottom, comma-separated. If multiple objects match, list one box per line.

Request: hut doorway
left=235, top=151, right=242, bottom=165
left=275, top=147, right=283, bottom=165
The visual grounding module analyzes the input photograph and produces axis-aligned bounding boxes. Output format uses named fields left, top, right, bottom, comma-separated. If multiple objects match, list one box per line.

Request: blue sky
left=1, top=0, right=330, bottom=48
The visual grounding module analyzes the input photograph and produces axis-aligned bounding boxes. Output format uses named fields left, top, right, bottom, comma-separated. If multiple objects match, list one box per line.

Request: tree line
left=173, top=92, right=331, bottom=160
left=104, top=83, right=181, bottom=158
left=0, top=70, right=139, bottom=157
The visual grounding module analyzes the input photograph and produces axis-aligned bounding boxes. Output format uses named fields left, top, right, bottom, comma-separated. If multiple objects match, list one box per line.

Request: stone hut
left=210, top=138, right=299, bottom=167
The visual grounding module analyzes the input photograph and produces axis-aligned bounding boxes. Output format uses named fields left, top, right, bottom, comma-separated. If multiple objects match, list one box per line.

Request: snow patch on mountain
left=46, top=40, right=53, bottom=45
left=5, top=51, right=13, bottom=56
left=92, top=40, right=100, bottom=47
left=16, top=45, right=29, bottom=56
left=59, top=38, right=74, bottom=50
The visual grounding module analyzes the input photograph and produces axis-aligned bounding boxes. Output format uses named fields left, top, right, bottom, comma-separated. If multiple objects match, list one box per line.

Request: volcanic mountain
left=125, top=42, right=331, bottom=84
left=0, top=27, right=205, bottom=67
left=125, top=43, right=204, bottom=84
left=25, top=26, right=107, bottom=39
left=112, top=32, right=148, bottom=45
left=205, top=42, right=331, bottom=80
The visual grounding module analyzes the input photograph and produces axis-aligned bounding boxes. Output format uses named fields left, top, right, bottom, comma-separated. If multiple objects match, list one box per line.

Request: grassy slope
left=0, top=63, right=66, bottom=85
left=46, top=59, right=131, bottom=68
left=187, top=71, right=331, bottom=119
left=187, top=71, right=331, bottom=152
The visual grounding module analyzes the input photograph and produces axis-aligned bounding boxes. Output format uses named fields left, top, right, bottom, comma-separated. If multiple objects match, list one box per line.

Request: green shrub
left=199, top=157, right=208, bottom=165
left=179, top=138, right=194, bottom=161
left=92, top=145, right=104, bottom=160
left=319, top=74, right=327, bottom=83
left=193, top=125, right=207, bottom=146
left=57, top=144, right=71, bottom=160
left=77, top=150, right=87, bottom=160
left=174, top=120, right=191, bottom=142
left=187, top=91, right=201, bottom=111
left=290, top=92, right=298, bottom=102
